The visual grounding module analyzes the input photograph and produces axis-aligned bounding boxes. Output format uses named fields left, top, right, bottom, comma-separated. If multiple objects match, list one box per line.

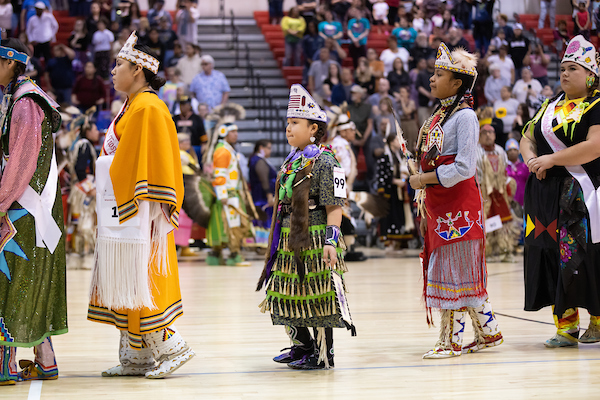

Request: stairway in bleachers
left=197, top=16, right=290, bottom=164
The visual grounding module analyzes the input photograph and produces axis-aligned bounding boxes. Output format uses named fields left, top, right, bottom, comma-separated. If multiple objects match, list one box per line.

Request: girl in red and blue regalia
left=409, top=43, right=503, bottom=359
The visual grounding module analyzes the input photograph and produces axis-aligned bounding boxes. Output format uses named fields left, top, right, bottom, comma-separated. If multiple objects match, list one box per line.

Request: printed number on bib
left=100, top=194, right=121, bottom=226
left=333, top=167, right=347, bottom=198
left=99, top=193, right=142, bottom=227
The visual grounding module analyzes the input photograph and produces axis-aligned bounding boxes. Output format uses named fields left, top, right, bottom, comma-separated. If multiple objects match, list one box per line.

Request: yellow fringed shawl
left=110, top=92, right=184, bottom=226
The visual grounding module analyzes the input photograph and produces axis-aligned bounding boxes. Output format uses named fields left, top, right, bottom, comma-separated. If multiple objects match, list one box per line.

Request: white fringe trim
left=90, top=202, right=173, bottom=311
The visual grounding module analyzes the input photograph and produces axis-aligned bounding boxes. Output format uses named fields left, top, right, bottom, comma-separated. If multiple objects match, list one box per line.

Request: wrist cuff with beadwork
left=325, top=225, right=340, bottom=247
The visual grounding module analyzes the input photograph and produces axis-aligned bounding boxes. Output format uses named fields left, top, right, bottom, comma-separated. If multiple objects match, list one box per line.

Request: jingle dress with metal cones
left=258, top=145, right=354, bottom=331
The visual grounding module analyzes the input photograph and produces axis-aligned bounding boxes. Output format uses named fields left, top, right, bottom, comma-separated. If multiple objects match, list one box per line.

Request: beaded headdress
left=435, top=42, right=477, bottom=78
left=562, top=35, right=599, bottom=76
left=286, top=84, right=327, bottom=123
left=117, top=31, right=160, bottom=74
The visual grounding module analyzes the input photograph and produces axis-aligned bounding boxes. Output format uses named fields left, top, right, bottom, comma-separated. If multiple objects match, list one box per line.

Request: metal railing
left=219, top=0, right=225, bottom=32
left=245, top=63, right=287, bottom=156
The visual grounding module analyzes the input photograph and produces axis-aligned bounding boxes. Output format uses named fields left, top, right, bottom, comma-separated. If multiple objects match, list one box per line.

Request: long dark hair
left=252, top=139, right=271, bottom=156
left=132, top=43, right=166, bottom=90
left=0, top=38, right=30, bottom=95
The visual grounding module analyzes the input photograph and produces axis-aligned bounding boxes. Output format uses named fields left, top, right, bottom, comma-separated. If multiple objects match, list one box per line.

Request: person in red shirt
left=576, top=1, right=591, bottom=39
left=71, top=61, right=106, bottom=113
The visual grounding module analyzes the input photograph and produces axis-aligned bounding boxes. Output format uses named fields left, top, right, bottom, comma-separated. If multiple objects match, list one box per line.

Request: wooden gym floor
left=2, top=249, right=600, bottom=399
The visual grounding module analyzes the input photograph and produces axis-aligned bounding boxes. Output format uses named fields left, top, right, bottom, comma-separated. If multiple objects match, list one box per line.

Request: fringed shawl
left=110, top=93, right=183, bottom=227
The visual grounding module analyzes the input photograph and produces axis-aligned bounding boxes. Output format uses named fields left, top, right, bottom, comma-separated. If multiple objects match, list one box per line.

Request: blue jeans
left=284, top=40, right=302, bottom=67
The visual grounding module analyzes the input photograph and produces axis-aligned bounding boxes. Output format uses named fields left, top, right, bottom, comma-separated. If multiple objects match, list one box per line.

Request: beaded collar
left=440, top=95, right=457, bottom=108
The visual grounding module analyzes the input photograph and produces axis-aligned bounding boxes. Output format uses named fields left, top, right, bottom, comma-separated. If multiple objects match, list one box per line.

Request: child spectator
left=91, top=17, right=114, bottom=79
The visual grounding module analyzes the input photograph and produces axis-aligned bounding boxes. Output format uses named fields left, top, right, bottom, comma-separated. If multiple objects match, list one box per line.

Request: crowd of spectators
left=269, top=0, right=591, bottom=193
left=0, top=0, right=232, bottom=154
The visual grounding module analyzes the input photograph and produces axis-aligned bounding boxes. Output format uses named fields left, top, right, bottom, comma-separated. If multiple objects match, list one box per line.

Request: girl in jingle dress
left=257, top=84, right=356, bottom=370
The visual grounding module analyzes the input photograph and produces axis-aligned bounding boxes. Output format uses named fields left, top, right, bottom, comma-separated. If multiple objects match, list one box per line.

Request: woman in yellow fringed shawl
left=87, top=31, right=194, bottom=379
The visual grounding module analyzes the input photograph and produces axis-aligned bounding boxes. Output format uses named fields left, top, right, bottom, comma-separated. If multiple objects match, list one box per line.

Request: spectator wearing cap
left=486, top=44, right=515, bottom=85
left=177, top=43, right=202, bottom=86
left=508, top=23, right=530, bottom=80
left=21, top=0, right=49, bottom=28
left=189, top=55, right=231, bottom=111
left=147, top=0, right=172, bottom=28
left=25, top=1, right=57, bottom=62
left=484, top=64, right=510, bottom=104
left=173, top=96, right=207, bottom=159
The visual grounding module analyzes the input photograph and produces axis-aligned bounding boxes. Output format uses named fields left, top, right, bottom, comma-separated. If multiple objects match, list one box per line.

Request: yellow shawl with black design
left=111, top=92, right=183, bottom=226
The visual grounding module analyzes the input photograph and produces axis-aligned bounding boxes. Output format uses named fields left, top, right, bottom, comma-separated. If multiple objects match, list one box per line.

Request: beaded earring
left=586, top=75, right=596, bottom=89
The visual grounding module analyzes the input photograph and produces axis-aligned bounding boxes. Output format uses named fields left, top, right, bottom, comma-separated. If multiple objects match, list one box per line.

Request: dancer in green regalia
left=257, top=84, right=356, bottom=370
left=0, top=38, right=67, bottom=385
